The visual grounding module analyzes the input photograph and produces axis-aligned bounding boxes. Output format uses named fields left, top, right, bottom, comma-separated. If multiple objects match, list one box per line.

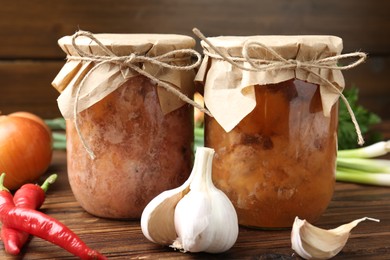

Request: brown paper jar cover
left=52, top=33, right=196, bottom=219
left=197, top=35, right=342, bottom=228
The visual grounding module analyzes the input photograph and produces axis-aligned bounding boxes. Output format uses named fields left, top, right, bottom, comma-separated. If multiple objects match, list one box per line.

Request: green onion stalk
left=336, top=140, right=390, bottom=186
left=45, top=118, right=67, bottom=150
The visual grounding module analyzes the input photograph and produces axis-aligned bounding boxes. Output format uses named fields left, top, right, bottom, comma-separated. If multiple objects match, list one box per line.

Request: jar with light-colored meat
left=53, top=33, right=197, bottom=219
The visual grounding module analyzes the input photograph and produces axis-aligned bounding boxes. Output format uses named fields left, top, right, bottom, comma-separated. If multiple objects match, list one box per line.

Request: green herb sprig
left=338, top=87, right=381, bottom=150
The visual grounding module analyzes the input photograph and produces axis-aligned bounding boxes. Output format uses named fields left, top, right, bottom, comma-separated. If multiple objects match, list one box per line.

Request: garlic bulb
left=172, top=148, right=238, bottom=253
left=141, top=147, right=239, bottom=253
left=291, top=216, right=380, bottom=259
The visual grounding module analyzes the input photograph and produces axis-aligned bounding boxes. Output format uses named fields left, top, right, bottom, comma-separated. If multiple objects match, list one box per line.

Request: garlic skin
left=171, top=148, right=239, bottom=253
left=140, top=147, right=239, bottom=254
left=291, top=216, right=380, bottom=259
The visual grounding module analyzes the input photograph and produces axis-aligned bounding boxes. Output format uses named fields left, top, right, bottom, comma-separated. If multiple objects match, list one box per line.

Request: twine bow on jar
left=66, top=30, right=210, bottom=159
left=70, top=30, right=210, bottom=115
left=192, top=28, right=367, bottom=146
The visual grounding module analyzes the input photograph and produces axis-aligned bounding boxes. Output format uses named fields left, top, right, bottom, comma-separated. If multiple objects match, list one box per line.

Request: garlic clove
left=141, top=177, right=193, bottom=245
left=291, top=216, right=380, bottom=259
left=140, top=146, right=205, bottom=245
left=171, top=148, right=239, bottom=253
left=141, top=187, right=187, bottom=245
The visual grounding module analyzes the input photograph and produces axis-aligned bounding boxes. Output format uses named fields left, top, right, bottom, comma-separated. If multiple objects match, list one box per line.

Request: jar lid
left=195, top=35, right=345, bottom=133
left=53, top=32, right=198, bottom=119
left=201, top=35, right=342, bottom=55
left=58, top=33, right=196, bottom=57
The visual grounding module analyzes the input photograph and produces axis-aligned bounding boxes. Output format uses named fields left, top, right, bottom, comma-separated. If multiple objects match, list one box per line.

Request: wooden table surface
left=1, top=147, right=390, bottom=259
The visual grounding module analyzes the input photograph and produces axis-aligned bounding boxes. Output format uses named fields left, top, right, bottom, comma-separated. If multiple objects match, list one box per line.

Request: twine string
left=70, top=30, right=210, bottom=159
left=192, top=28, right=366, bottom=145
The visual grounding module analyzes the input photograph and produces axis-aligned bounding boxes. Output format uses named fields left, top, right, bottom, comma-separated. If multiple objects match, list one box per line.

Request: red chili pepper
left=13, top=174, right=57, bottom=209
left=0, top=188, right=18, bottom=254
left=0, top=174, right=57, bottom=255
left=0, top=174, right=106, bottom=260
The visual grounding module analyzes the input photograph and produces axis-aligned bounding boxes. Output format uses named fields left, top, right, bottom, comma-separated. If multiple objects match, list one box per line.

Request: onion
left=0, top=112, right=53, bottom=190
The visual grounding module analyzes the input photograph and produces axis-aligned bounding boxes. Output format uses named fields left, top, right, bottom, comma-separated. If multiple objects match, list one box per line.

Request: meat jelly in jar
left=52, top=32, right=198, bottom=219
left=196, top=35, right=360, bottom=228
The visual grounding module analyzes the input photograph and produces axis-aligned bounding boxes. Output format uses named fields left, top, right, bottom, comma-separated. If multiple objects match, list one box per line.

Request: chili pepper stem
left=0, top=173, right=9, bottom=192
left=40, top=174, right=58, bottom=192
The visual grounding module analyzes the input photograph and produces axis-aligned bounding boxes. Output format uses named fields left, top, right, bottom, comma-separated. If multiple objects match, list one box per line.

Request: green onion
left=194, top=126, right=204, bottom=150
left=336, top=170, right=390, bottom=186
left=53, top=132, right=66, bottom=142
left=45, top=118, right=67, bottom=150
left=52, top=141, right=67, bottom=150
left=51, top=132, right=67, bottom=150
left=44, top=117, right=66, bottom=130
left=336, top=140, right=390, bottom=186
left=336, top=157, right=390, bottom=173
left=337, top=141, right=390, bottom=158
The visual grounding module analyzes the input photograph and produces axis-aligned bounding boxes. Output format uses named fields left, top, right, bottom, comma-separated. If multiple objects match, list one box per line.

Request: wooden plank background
left=0, top=0, right=389, bottom=120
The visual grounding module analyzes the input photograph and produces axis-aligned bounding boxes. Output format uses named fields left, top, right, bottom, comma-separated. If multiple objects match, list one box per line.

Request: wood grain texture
left=0, top=61, right=62, bottom=118
left=0, top=0, right=389, bottom=58
left=343, top=56, right=390, bottom=119
left=0, top=0, right=389, bottom=120
left=0, top=150, right=389, bottom=259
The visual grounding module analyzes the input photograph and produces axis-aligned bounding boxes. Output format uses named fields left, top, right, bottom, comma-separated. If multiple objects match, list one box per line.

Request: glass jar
left=52, top=33, right=196, bottom=219
left=196, top=35, right=345, bottom=228
left=206, top=79, right=338, bottom=228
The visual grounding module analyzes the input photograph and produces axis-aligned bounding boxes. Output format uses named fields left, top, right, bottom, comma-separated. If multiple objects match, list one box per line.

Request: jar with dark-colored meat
left=206, top=79, right=338, bottom=228
left=196, top=35, right=349, bottom=228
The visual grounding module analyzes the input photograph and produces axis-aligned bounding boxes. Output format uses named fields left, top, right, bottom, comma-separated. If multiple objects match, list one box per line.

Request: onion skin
left=9, top=112, right=52, bottom=137
left=0, top=112, right=53, bottom=190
